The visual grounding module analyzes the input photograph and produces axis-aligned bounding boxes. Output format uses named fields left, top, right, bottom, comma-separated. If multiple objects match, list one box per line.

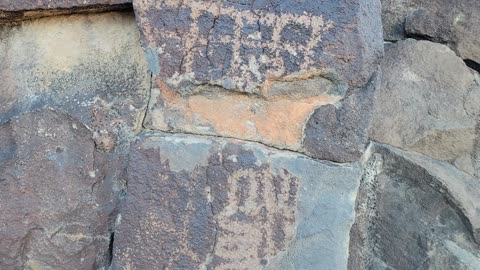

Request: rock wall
left=0, top=0, right=478, bottom=269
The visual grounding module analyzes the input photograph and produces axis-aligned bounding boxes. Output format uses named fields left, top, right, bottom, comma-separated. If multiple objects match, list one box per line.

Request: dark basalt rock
left=0, top=110, right=122, bottom=269
left=133, top=0, right=383, bottom=93
left=349, top=143, right=480, bottom=270
left=112, top=132, right=361, bottom=269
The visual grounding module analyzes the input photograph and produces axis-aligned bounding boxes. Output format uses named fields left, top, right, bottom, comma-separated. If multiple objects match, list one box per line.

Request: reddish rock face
left=134, top=0, right=382, bottom=93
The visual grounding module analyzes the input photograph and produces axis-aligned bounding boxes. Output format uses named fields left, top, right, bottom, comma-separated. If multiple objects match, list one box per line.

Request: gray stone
left=0, top=109, right=122, bottom=269
left=382, top=0, right=480, bottom=64
left=303, top=71, right=380, bottom=163
left=112, top=132, right=361, bottom=269
left=349, top=143, right=480, bottom=270
left=0, top=11, right=150, bottom=151
left=370, top=39, right=480, bottom=177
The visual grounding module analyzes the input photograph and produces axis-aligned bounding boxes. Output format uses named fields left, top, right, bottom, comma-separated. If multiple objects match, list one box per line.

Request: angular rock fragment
left=136, top=0, right=383, bottom=152
left=0, top=110, right=121, bottom=269
left=370, top=39, right=480, bottom=177
left=0, top=11, right=150, bottom=150
left=349, top=143, right=480, bottom=269
left=382, top=0, right=480, bottom=64
left=112, top=132, right=361, bottom=269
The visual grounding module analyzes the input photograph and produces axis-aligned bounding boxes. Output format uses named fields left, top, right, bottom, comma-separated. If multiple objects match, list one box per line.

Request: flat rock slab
left=382, top=0, right=480, bottom=64
left=0, top=0, right=132, bottom=22
left=134, top=0, right=382, bottom=93
left=112, top=132, right=361, bottom=269
left=0, top=110, right=119, bottom=269
left=370, top=39, right=480, bottom=177
left=349, top=143, right=480, bottom=269
left=0, top=12, right=150, bottom=151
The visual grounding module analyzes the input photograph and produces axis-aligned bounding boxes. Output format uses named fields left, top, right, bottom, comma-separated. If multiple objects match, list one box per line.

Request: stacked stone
left=0, top=0, right=479, bottom=269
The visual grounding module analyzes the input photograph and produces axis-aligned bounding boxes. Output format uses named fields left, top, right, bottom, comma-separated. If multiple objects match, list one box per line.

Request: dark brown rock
left=303, top=71, right=380, bottom=162
left=133, top=0, right=383, bottom=93
left=0, top=109, right=121, bottom=269
left=112, top=132, right=361, bottom=269
left=348, top=143, right=480, bottom=269
left=0, top=0, right=131, bottom=23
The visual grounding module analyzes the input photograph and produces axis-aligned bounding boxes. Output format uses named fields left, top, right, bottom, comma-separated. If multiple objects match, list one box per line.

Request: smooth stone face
left=349, top=143, right=480, bottom=270
left=0, top=11, right=150, bottom=151
left=382, top=0, right=480, bottom=64
left=303, top=71, right=380, bottom=163
left=370, top=39, right=480, bottom=177
left=0, top=110, right=121, bottom=269
left=112, top=132, right=361, bottom=270
left=134, top=0, right=383, bottom=93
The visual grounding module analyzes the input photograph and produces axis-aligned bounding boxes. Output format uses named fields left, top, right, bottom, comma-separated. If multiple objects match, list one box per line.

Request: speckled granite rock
left=112, top=132, right=361, bottom=269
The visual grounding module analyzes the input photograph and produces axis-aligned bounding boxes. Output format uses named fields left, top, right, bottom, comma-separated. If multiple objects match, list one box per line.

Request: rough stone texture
left=112, top=132, right=361, bottom=270
left=0, top=11, right=150, bottom=150
left=303, top=71, right=380, bottom=162
left=0, top=110, right=121, bottom=269
left=136, top=0, right=383, bottom=152
left=382, top=0, right=480, bottom=64
left=134, top=0, right=383, bottom=93
left=370, top=39, right=480, bottom=177
left=0, top=0, right=132, bottom=23
left=349, top=143, right=480, bottom=270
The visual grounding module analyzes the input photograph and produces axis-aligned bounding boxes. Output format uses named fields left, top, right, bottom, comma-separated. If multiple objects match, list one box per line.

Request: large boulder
left=0, top=110, right=121, bottom=269
left=382, top=0, right=480, bottom=64
left=112, top=132, right=361, bottom=269
left=349, top=143, right=480, bottom=269
left=370, top=39, right=480, bottom=177
left=0, top=11, right=150, bottom=151
left=136, top=0, right=383, bottom=153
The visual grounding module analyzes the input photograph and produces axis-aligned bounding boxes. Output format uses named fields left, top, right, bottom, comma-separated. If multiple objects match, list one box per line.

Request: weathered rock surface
left=0, top=11, right=150, bottom=150
left=137, top=0, right=383, bottom=152
left=349, top=143, right=480, bottom=270
left=0, top=110, right=121, bottom=269
left=370, top=39, right=480, bottom=177
left=382, top=0, right=480, bottom=64
left=303, top=71, right=380, bottom=162
left=112, top=132, right=361, bottom=269
left=134, top=0, right=383, bottom=93
left=0, top=0, right=131, bottom=23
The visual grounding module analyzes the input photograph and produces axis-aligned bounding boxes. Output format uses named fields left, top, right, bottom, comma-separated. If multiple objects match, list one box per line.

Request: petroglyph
left=134, top=0, right=336, bottom=93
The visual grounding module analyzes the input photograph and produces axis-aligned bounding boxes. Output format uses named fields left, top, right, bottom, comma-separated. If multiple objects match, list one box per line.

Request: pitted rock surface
left=133, top=0, right=383, bottom=93
left=0, top=110, right=120, bottom=269
left=112, top=132, right=361, bottom=269
left=0, top=12, right=150, bottom=150
left=349, top=143, right=480, bottom=269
